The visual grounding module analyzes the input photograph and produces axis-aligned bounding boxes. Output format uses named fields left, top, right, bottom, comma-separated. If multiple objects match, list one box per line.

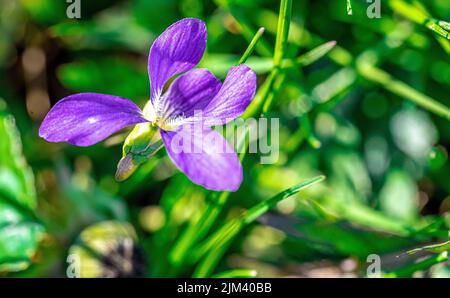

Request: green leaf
left=0, top=100, right=44, bottom=272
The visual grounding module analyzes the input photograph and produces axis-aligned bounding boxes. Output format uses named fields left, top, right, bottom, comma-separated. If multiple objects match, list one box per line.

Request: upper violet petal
left=148, top=18, right=207, bottom=100
left=39, top=93, right=148, bottom=146
left=160, top=124, right=243, bottom=191
left=156, top=68, right=221, bottom=125
left=201, top=64, right=256, bottom=126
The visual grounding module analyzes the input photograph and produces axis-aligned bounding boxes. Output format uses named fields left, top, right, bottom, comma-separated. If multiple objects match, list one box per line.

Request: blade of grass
left=192, top=176, right=325, bottom=277
left=300, top=114, right=321, bottom=149
left=406, top=240, right=450, bottom=255
left=260, top=0, right=292, bottom=113
left=356, top=54, right=450, bottom=120
left=282, top=40, right=337, bottom=69
left=238, top=27, right=265, bottom=65
left=389, top=0, right=450, bottom=41
left=243, top=175, right=325, bottom=223
left=346, top=0, right=353, bottom=16
left=262, top=70, right=286, bottom=113
left=212, top=269, right=257, bottom=278
left=383, top=251, right=448, bottom=277
left=273, top=0, right=292, bottom=68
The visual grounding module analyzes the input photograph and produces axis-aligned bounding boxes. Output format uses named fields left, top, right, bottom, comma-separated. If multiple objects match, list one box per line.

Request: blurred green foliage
left=0, top=99, right=44, bottom=272
left=0, top=0, right=449, bottom=277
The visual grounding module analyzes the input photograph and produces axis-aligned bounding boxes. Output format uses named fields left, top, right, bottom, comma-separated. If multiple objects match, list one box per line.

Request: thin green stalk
left=273, top=0, right=292, bottom=68
left=346, top=0, right=353, bottom=16
left=300, top=114, right=321, bottom=149
left=406, top=241, right=450, bottom=255
left=262, top=69, right=285, bottom=113
left=243, top=175, right=325, bottom=223
left=242, top=71, right=277, bottom=118
left=238, top=27, right=265, bottom=64
left=212, top=269, right=257, bottom=278
left=261, top=0, right=292, bottom=113
left=283, top=41, right=337, bottom=69
left=357, top=57, right=450, bottom=120
left=383, top=252, right=448, bottom=278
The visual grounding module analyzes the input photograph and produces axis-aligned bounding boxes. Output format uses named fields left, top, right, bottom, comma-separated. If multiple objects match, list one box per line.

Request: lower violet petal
left=39, top=93, right=148, bottom=146
left=160, top=124, right=243, bottom=191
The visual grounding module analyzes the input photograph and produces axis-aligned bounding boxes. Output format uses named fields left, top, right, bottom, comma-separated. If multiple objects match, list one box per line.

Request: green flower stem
left=262, top=69, right=285, bottom=114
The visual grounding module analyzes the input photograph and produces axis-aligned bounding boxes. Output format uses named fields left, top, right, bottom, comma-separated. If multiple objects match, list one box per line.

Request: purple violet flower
left=39, top=18, right=257, bottom=192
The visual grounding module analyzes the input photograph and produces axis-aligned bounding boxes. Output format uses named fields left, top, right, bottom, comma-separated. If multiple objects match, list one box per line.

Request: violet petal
left=202, top=64, right=256, bottom=126
left=160, top=124, right=243, bottom=191
left=39, top=93, right=148, bottom=146
left=156, top=68, right=221, bottom=122
left=148, top=18, right=207, bottom=100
